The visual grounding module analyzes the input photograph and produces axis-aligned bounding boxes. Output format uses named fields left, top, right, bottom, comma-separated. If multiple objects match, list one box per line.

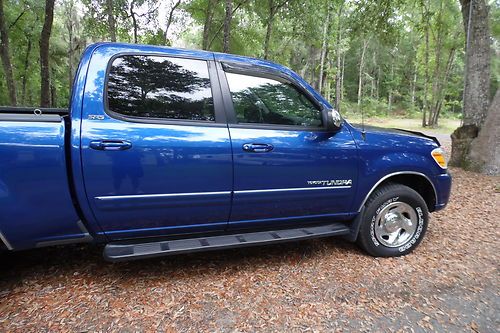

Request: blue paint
left=0, top=42, right=452, bottom=251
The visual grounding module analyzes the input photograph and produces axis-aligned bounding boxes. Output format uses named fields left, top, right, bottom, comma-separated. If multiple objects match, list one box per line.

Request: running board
left=104, top=223, right=350, bottom=262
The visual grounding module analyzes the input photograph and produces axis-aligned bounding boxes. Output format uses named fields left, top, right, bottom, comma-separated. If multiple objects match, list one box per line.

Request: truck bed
left=0, top=107, right=89, bottom=250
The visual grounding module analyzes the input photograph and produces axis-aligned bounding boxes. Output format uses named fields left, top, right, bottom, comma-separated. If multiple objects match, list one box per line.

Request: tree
left=201, top=0, right=216, bottom=50
left=0, top=0, right=17, bottom=105
left=263, top=0, right=287, bottom=60
left=106, top=0, right=117, bottom=41
left=467, top=89, right=499, bottom=174
left=450, top=0, right=495, bottom=174
left=40, top=0, right=55, bottom=107
left=223, top=0, right=232, bottom=53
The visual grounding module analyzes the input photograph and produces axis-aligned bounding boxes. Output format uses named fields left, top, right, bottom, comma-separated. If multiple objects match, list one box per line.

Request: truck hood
left=349, top=123, right=441, bottom=146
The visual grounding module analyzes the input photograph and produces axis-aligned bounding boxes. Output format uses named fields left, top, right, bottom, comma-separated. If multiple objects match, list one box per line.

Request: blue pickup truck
left=0, top=43, right=451, bottom=261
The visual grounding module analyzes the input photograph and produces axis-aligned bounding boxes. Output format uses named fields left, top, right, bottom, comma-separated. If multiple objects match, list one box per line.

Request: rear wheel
left=357, top=183, right=429, bottom=257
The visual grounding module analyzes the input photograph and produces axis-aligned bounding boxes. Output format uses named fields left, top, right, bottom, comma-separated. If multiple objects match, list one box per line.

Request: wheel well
left=379, top=174, right=436, bottom=212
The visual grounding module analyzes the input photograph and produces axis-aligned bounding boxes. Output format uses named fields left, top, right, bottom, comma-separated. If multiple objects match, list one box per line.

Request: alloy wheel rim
left=374, top=201, right=418, bottom=248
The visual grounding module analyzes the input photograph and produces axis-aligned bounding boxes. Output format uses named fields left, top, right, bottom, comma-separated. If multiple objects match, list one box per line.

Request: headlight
left=431, top=147, right=447, bottom=169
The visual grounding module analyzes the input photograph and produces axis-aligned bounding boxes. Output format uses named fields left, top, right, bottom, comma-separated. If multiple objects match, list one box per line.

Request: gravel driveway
left=1, top=141, right=499, bottom=332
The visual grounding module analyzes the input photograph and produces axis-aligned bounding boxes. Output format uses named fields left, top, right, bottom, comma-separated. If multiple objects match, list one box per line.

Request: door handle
left=242, top=143, right=274, bottom=153
left=89, top=140, right=132, bottom=151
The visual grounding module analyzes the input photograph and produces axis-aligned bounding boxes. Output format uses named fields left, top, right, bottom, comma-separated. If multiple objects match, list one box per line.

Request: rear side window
left=107, top=55, right=215, bottom=121
left=225, top=72, right=322, bottom=127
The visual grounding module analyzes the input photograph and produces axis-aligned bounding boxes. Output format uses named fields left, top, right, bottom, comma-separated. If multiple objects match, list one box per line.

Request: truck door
left=81, top=53, right=232, bottom=239
left=219, top=66, right=358, bottom=229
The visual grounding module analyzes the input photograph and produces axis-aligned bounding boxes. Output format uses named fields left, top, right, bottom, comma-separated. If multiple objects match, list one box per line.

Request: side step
left=104, top=223, right=350, bottom=262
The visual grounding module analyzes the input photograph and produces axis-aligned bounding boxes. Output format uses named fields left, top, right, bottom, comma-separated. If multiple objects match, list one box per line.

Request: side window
left=107, top=55, right=215, bottom=121
left=225, top=72, right=322, bottom=127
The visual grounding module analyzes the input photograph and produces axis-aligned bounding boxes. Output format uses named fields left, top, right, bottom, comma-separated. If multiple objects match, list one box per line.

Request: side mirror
left=325, top=108, right=342, bottom=131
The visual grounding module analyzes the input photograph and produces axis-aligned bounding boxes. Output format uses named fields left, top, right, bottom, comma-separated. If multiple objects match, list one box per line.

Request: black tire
left=357, top=183, right=429, bottom=257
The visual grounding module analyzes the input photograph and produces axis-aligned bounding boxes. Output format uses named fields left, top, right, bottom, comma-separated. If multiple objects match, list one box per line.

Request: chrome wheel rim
left=374, top=202, right=418, bottom=248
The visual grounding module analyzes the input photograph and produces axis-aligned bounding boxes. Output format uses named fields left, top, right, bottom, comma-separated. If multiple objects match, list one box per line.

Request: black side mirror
left=324, top=107, right=342, bottom=132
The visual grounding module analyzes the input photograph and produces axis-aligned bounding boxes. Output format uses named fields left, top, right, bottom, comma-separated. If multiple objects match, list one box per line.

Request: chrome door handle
left=242, top=143, right=274, bottom=153
left=89, top=140, right=132, bottom=151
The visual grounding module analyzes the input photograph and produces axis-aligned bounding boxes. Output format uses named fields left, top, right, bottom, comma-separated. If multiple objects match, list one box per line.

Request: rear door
left=80, top=52, right=232, bottom=239
left=217, top=63, right=358, bottom=229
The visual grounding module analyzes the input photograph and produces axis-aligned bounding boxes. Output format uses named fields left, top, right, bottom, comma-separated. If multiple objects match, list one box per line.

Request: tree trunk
left=411, top=64, right=417, bottom=109
left=0, top=0, right=17, bottom=105
left=65, top=0, right=75, bottom=92
left=40, top=0, right=55, bottom=108
left=106, top=0, right=117, bottom=42
left=264, top=0, right=275, bottom=60
left=450, top=0, right=492, bottom=170
left=460, top=0, right=491, bottom=125
left=334, top=3, right=343, bottom=111
left=222, top=0, right=233, bottom=53
left=388, top=61, right=394, bottom=115
left=340, top=53, right=345, bottom=101
left=466, top=89, right=500, bottom=175
left=130, top=0, right=138, bottom=43
left=357, top=39, right=367, bottom=110
left=164, top=0, right=181, bottom=45
left=202, top=0, right=216, bottom=50
left=422, top=0, right=430, bottom=127
left=318, top=4, right=331, bottom=94
left=21, top=39, right=31, bottom=105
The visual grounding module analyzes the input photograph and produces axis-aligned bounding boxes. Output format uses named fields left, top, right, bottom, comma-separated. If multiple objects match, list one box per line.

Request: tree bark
left=222, top=0, right=233, bottom=53
left=40, top=0, right=55, bottom=108
left=106, top=0, right=117, bottom=42
left=460, top=0, right=491, bottom=125
left=466, top=89, right=500, bottom=175
left=0, top=0, right=17, bottom=105
left=450, top=0, right=492, bottom=170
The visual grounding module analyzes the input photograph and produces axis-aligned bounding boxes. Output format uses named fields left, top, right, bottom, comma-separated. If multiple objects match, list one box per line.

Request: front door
left=81, top=54, right=232, bottom=239
left=221, top=70, right=358, bottom=229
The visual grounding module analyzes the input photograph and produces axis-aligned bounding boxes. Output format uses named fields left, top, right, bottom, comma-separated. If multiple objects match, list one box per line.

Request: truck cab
left=0, top=43, right=451, bottom=260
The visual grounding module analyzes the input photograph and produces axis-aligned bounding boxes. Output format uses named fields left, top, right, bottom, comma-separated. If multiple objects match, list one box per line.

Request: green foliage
left=0, top=0, right=496, bottom=124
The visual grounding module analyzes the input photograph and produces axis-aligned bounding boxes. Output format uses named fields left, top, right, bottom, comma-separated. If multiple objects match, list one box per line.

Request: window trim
left=217, top=61, right=328, bottom=131
left=103, top=52, right=227, bottom=127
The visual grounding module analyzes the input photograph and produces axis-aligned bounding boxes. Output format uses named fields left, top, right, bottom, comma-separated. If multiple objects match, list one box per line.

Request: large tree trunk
left=466, top=89, right=500, bottom=175
left=40, top=0, right=55, bottom=108
left=0, top=0, right=17, bottom=106
left=222, top=0, right=232, bottom=53
left=106, top=0, right=117, bottom=42
left=450, top=0, right=492, bottom=171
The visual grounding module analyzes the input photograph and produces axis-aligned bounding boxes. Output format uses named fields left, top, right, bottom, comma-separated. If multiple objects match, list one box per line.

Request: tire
left=357, top=183, right=429, bottom=257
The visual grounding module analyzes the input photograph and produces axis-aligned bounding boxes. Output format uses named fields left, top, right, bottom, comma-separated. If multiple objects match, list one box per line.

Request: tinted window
left=107, top=55, right=214, bottom=121
left=225, top=72, right=322, bottom=127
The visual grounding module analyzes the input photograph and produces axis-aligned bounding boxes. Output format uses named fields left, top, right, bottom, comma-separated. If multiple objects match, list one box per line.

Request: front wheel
left=357, top=183, right=429, bottom=257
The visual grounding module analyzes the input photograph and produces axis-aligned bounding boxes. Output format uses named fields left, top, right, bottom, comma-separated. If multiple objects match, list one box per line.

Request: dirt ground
left=1, top=141, right=499, bottom=332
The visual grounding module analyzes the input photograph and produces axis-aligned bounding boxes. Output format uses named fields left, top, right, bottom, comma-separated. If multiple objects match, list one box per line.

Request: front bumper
left=434, top=171, right=452, bottom=211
